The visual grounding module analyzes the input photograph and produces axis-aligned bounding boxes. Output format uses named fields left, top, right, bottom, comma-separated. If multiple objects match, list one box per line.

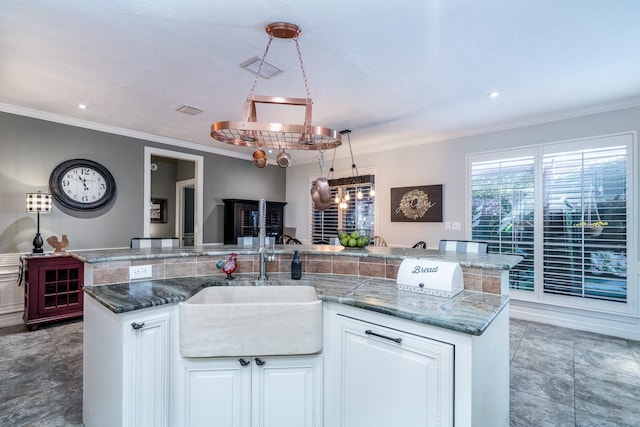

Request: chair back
left=131, top=237, right=180, bottom=249
left=279, top=234, right=302, bottom=244
left=412, top=241, right=427, bottom=249
left=438, top=240, right=488, bottom=253
left=372, top=235, right=388, bottom=247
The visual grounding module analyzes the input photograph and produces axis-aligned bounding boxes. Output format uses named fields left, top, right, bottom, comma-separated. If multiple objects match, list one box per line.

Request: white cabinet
left=325, top=308, right=453, bottom=427
left=179, top=354, right=323, bottom=427
left=181, top=357, right=251, bottom=427
left=126, top=313, right=171, bottom=427
left=323, top=302, right=510, bottom=427
left=83, top=297, right=175, bottom=427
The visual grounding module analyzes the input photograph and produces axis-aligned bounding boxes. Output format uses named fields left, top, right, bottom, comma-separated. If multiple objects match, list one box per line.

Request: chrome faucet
left=258, top=198, right=274, bottom=280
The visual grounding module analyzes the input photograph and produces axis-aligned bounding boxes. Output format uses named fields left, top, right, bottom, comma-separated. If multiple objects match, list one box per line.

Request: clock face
left=49, top=159, right=116, bottom=211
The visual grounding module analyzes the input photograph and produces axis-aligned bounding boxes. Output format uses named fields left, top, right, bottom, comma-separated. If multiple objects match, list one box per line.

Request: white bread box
left=396, top=258, right=464, bottom=298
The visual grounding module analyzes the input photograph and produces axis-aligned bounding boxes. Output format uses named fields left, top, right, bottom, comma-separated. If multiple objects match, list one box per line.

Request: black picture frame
left=150, top=198, right=168, bottom=223
left=391, top=185, right=443, bottom=222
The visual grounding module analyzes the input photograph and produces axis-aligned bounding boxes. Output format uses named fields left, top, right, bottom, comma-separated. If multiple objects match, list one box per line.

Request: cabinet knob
left=254, top=358, right=266, bottom=366
left=238, top=358, right=250, bottom=367
left=365, top=329, right=402, bottom=344
left=131, top=322, right=145, bottom=330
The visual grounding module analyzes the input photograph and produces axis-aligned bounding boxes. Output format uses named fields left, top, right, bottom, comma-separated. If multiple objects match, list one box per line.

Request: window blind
left=471, top=156, right=535, bottom=291
left=542, top=146, right=627, bottom=302
left=470, top=137, right=630, bottom=307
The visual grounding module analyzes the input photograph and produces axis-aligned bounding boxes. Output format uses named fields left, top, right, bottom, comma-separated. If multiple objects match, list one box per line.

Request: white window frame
left=467, top=132, right=637, bottom=317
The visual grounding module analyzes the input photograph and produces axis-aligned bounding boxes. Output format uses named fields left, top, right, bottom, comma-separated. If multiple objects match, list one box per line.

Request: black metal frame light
left=26, top=192, right=52, bottom=254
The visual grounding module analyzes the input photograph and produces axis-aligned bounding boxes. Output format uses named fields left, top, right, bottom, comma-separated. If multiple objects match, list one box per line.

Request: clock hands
left=77, top=175, right=89, bottom=191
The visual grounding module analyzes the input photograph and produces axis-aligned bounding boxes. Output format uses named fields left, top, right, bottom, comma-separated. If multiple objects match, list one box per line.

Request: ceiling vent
left=176, top=104, right=204, bottom=115
left=240, top=56, right=283, bottom=79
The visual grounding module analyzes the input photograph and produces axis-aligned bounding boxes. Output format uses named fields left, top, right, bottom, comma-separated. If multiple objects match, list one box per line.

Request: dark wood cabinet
left=21, top=254, right=84, bottom=330
left=223, top=199, right=286, bottom=244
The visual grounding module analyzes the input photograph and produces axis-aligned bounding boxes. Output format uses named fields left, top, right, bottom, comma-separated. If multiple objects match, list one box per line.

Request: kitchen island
left=78, top=245, right=521, bottom=427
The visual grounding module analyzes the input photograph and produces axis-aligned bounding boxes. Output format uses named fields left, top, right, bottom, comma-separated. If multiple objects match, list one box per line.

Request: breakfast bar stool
left=438, top=240, right=488, bottom=253
left=131, top=237, right=180, bottom=248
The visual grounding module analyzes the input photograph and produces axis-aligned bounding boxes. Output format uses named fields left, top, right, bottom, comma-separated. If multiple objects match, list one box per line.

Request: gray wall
left=286, top=105, right=640, bottom=248
left=0, top=112, right=286, bottom=253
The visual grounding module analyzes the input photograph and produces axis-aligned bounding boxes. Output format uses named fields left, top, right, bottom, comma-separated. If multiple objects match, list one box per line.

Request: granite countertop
left=84, top=272, right=510, bottom=336
left=73, top=244, right=522, bottom=270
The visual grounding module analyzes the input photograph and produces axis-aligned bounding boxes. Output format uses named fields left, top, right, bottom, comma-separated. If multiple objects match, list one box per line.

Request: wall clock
left=49, top=159, right=116, bottom=211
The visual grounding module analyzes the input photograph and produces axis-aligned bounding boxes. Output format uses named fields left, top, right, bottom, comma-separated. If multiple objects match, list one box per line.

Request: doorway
left=176, top=179, right=195, bottom=246
left=144, top=147, right=204, bottom=246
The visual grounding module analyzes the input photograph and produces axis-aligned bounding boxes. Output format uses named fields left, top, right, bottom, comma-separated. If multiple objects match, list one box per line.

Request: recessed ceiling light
left=488, top=91, right=500, bottom=98
left=78, top=104, right=87, bottom=109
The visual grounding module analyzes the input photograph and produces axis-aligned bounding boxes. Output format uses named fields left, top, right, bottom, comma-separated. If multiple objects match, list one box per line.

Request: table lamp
left=26, top=192, right=52, bottom=254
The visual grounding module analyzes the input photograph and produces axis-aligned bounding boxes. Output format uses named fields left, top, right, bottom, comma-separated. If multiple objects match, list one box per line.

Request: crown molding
left=0, top=103, right=252, bottom=162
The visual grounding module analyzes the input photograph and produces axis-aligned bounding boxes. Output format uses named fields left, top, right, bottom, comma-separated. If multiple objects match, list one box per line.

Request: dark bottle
left=291, top=250, right=302, bottom=280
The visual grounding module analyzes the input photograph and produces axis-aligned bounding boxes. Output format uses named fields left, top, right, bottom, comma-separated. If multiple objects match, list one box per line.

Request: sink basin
left=179, top=285, right=322, bottom=357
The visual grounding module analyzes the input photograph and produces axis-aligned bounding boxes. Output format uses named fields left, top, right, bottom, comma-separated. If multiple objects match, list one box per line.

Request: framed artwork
left=391, top=185, right=443, bottom=222
left=150, top=198, right=168, bottom=223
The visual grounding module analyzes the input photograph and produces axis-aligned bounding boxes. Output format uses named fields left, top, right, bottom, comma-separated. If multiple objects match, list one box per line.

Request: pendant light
left=333, top=130, right=375, bottom=209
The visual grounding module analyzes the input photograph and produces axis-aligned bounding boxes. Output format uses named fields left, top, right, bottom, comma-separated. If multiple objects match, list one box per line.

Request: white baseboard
left=0, top=306, right=24, bottom=328
left=510, top=299, right=640, bottom=341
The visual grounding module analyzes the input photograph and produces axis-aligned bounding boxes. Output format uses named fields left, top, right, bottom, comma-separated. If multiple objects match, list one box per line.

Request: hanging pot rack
left=211, top=22, right=342, bottom=151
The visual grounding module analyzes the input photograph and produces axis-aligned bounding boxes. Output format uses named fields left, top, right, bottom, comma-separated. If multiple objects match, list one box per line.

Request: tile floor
left=510, top=318, right=640, bottom=427
left=0, top=320, right=83, bottom=427
left=0, top=318, right=639, bottom=426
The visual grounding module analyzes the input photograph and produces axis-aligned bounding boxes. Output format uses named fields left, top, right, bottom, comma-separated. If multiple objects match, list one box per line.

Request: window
left=471, top=156, right=535, bottom=292
left=311, top=175, right=375, bottom=244
left=469, top=133, right=633, bottom=312
left=542, top=146, right=627, bottom=302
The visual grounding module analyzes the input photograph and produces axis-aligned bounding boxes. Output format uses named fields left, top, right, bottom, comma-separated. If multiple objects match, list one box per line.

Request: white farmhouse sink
left=179, top=285, right=323, bottom=357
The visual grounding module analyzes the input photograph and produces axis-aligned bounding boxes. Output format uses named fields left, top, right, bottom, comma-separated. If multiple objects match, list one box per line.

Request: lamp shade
left=26, top=192, right=52, bottom=213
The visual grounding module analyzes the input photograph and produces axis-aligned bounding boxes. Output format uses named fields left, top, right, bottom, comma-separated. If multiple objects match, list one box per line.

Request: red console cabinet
left=21, top=254, right=84, bottom=330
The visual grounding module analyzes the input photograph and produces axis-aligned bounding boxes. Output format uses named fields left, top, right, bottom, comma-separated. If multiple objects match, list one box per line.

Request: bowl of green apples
left=337, top=229, right=372, bottom=249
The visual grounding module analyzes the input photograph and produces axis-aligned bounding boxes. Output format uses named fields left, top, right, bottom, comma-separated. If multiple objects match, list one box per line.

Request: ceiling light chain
left=248, top=34, right=274, bottom=98
left=294, top=37, right=312, bottom=100
left=343, top=130, right=359, bottom=176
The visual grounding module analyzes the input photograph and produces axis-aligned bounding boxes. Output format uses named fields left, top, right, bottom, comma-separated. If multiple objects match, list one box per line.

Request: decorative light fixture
left=211, top=22, right=341, bottom=152
left=26, top=192, right=52, bottom=254
left=332, top=130, right=375, bottom=209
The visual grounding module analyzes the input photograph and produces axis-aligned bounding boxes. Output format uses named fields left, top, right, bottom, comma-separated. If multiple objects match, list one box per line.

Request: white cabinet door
left=335, top=315, right=453, bottom=427
left=183, top=358, right=252, bottom=427
left=83, top=298, right=175, bottom=427
left=182, top=355, right=323, bottom=427
left=126, top=313, right=171, bottom=427
left=252, top=355, right=323, bottom=427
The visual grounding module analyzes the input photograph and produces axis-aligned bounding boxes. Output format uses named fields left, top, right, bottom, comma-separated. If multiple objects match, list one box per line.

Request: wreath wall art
left=391, top=185, right=443, bottom=222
